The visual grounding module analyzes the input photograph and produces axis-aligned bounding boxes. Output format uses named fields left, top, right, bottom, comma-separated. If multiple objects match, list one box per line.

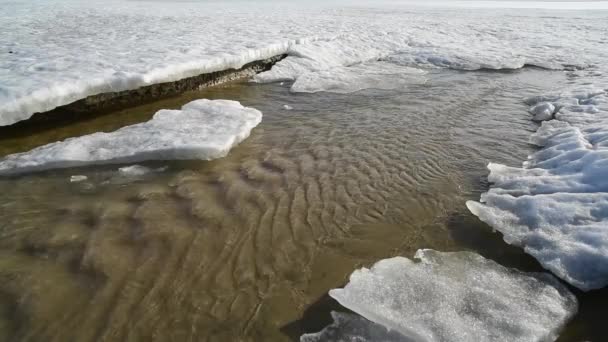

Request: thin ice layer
left=290, top=62, right=427, bottom=94
left=467, top=88, right=608, bottom=291
left=0, top=100, right=261, bottom=175
left=301, top=311, right=412, bottom=342
left=328, top=250, right=577, bottom=342
left=3, top=1, right=606, bottom=125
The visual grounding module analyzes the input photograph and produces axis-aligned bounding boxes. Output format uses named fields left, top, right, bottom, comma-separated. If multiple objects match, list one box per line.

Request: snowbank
left=323, top=250, right=576, bottom=342
left=467, top=88, right=608, bottom=291
left=0, top=100, right=262, bottom=175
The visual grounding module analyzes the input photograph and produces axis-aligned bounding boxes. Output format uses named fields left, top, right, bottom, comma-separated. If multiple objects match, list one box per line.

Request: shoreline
left=0, top=54, right=286, bottom=137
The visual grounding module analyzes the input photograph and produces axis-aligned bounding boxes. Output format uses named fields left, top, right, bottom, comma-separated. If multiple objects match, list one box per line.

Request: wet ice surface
left=467, top=84, right=608, bottom=291
left=301, top=311, right=413, bottom=342
left=324, top=250, right=577, bottom=342
left=0, top=100, right=261, bottom=175
left=2, top=1, right=608, bottom=124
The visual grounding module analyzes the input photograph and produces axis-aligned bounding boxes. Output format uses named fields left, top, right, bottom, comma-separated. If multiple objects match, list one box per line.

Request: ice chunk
left=69, top=175, right=88, bottom=183
left=529, top=102, right=556, bottom=122
left=328, top=250, right=577, bottom=342
left=290, top=62, right=427, bottom=94
left=301, top=311, right=412, bottom=342
left=467, top=87, right=608, bottom=291
left=117, top=165, right=169, bottom=177
left=118, top=165, right=153, bottom=176
left=0, top=100, right=262, bottom=175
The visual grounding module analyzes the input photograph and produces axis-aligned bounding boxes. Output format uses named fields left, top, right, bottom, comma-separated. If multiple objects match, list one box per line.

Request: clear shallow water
left=0, top=68, right=606, bottom=341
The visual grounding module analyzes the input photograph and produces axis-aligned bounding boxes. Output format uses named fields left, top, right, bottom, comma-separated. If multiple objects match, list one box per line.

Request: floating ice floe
left=322, top=250, right=576, bottom=342
left=69, top=175, right=88, bottom=183
left=529, top=102, right=556, bottom=122
left=118, top=165, right=168, bottom=177
left=0, top=100, right=261, bottom=175
left=467, top=87, right=608, bottom=291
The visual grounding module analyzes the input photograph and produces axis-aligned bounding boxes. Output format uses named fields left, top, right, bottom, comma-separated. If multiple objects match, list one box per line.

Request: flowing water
left=0, top=67, right=606, bottom=341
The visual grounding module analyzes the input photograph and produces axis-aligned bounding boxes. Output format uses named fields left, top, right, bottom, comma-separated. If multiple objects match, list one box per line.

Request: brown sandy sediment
left=0, top=54, right=286, bottom=136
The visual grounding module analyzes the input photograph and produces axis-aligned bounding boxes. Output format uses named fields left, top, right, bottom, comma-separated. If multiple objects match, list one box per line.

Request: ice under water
left=0, top=64, right=607, bottom=341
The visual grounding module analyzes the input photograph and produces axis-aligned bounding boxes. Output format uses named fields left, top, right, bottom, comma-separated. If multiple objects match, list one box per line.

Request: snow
left=327, top=250, right=577, bottom=342
left=0, top=100, right=262, bottom=175
left=467, top=87, right=608, bottom=291
left=2, top=1, right=607, bottom=125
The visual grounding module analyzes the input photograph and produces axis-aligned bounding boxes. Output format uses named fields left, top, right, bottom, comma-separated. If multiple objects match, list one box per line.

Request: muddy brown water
left=0, top=68, right=606, bottom=341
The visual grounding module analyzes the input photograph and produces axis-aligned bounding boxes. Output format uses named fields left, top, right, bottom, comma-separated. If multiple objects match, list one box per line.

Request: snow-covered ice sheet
left=326, top=249, right=577, bottom=342
left=0, top=99, right=262, bottom=175
left=467, top=87, right=608, bottom=291
left=2, top=1, right=607, bottom=125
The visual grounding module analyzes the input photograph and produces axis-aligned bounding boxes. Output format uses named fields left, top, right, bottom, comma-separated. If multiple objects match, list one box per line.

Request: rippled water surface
left=0, top=67, right=605, bottom=341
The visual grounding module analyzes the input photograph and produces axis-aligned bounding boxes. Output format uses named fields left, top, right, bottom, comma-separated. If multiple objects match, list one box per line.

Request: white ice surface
left=2, top=1, right=607, bottom=125
left=467, top=87, right=608, bottom=291
left=0, top=100, right=261, bottom=175
left=328, top=250, right=577, bottom=342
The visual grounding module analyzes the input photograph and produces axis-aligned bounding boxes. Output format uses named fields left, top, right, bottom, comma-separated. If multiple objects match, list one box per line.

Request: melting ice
left=316, top=250, right=577, bottom=342
left=467, top=87, right=608, bottom=291
left=0, top=100, right=262, bottom=175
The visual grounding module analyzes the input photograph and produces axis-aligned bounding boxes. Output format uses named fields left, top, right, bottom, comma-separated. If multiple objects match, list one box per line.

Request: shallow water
left=0, top=67, right=606, bottom=341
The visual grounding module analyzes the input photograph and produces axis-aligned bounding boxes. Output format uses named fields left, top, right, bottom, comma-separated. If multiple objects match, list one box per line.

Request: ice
left=283, top=105, right=293, bottom=110
left=467, top=87, right=608, bottom=291
left=529, top=102, right=556, bottom=122
left=69, top=175, right=88, bottom=183
left=301, top=311, right=412, bottom=342
left=327, top=250, right=577, bottom=342
left=289, top=62, right=427, bottom=94
left=2, top=1, right=606, bottom=125
left=0, top=100, right=262, bottom=175
left=117, top=165, right=169, bottom=177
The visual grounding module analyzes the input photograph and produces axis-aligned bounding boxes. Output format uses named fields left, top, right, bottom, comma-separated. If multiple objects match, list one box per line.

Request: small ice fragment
left=70, top=175, right=87, bottom=182
left=283, top=104, right=293, bottom=110
left=529, top=102, right=555, bottom=121
left=118, top=165, right=152, bottom=176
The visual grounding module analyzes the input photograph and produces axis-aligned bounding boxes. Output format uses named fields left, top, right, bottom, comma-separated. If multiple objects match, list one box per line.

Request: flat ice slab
left=0, top=99, right=262, bottom=175
left=467, top=88, right=608, bottom=291
left=326, top=250, right=577, bottom=342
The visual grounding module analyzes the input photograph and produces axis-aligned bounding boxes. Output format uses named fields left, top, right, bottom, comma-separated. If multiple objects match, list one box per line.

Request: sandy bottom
left=0, top=68, right=606, bottom=341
